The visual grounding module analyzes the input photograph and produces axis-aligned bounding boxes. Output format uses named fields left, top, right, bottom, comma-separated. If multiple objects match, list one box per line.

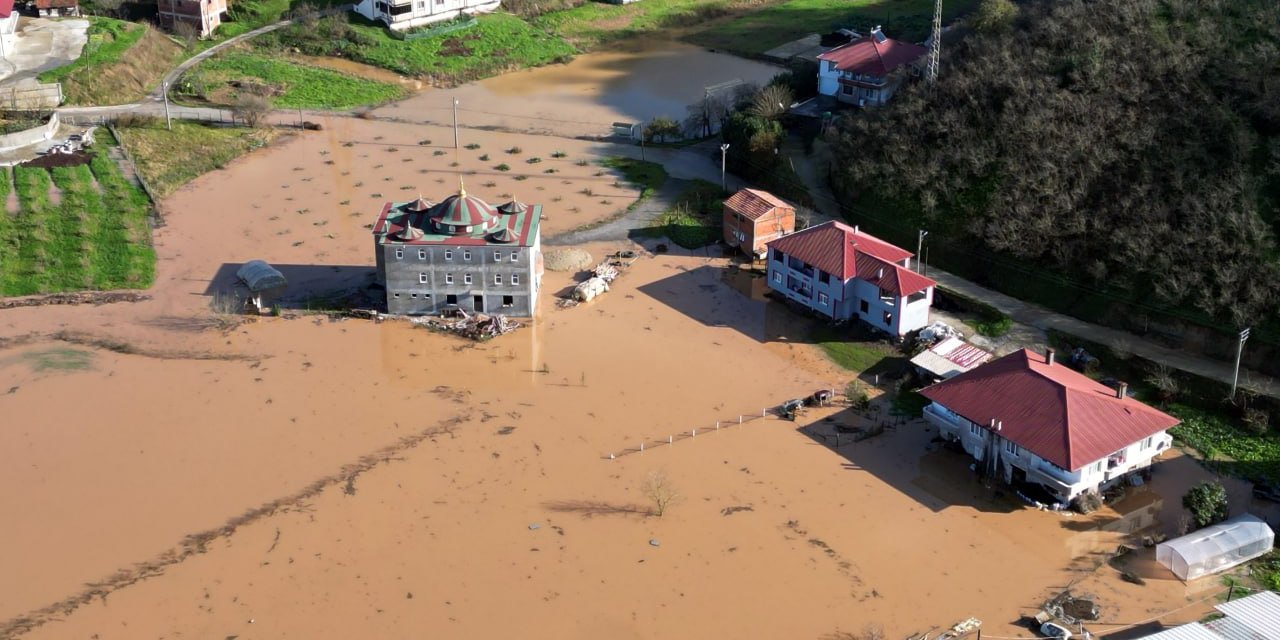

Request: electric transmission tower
left=926, top=0, right=941, bottom=82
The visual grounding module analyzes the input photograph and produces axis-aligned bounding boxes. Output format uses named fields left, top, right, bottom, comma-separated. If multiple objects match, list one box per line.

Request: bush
left=494, top=163, right=510, bottom=171
left=1182, top=481, right=1229, bottom=530
left=1243, top=408, right=1271, bottom=436
left=643, top=116, right=681, bottom=143
left=971, top=0, right=1018, bottom=33
left=974, top=315, right=1012, bottom=338
left=233, top=94, right=272, bottom=128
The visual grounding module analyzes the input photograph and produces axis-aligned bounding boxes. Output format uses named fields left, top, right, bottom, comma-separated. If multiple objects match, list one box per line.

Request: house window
left=464, top=273, right=473, bottom=285
left=418, top=249, right=426, bottom=260
left=416, top=1, right=424, bottom=7
left=511, top=274, right=520, bottom=285
left=908, top=290, right=927, bottom=304
left=410, top=293, right=417, bottom=298
left=511, top=251, right=519, bottom=262
left=772, top=250, right=783, bottom=263
left=463, top=250, right=471, bottom=261
left=494, top=273, right=502, bottom=285
left=818, top=292, right=829, bottom=306
left=883, top=311, right=893, bottom=327
left=502, top=295, right=514, bottom=307
left=444, top=250, right=453, bottom=261
left=859, top=300, right=869, bottom=314
left=773, top=272, right=782, bottom=284
left=419, top=273, right=428, bottom=284
left=393, top=292, right=400, bottom=298
left=1139, top=436, right=1154, bottom=451
left=827, top=61, right=836, bottom=72
left=394, top=249, right=403, bottom=259
left=969, top=423, right=982, bottom=437
left=879, top=288, right=893, bottom=301
left=1004, top=440, right=1019, bottom=456
left=842, top=85, right=853, bottom=96
left=423, top=294, right=431, bottom=299
left=494, top=250, right=501, bottom=261
left=1093, top=461, right=1103, bottom=473
left=818, top=271, right=829, bottom=284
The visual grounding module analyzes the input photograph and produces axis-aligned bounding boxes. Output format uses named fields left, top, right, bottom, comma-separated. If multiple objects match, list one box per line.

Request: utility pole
left=916, top=229, right=928, bottom=273
left=1232, top=327, right=1251, bottom=397
left=452, top=98, right=460, bottom=149
left=162, top=81, right=172, bottom=131
left=719, top=143, right=730, bottom=192
left=926, top=0, right=942, bottom=83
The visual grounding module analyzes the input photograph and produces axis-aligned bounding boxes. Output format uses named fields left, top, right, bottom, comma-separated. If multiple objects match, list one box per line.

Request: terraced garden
left=0, top=138, right=156, bottom=296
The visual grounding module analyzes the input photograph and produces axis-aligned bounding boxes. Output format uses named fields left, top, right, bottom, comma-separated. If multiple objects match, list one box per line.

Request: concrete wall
left=0, top=112, right=58, bottom=154
left=381, top=242, right=539, bottom=316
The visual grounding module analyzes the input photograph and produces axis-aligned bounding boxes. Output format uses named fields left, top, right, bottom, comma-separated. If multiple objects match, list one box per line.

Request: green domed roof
left=431, top=181, right=498, bottom=232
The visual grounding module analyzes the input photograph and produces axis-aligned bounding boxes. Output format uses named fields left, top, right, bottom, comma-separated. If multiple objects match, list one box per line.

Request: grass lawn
left=217, top=0, right=348, bottom=38
left=600, top=156, right=666, bottom=198
left=0, top=143, right=155, bottom=296
left=639, top=179, right=725, bottom=249
left=811, top=325, right=898, bottom=373
left=532, top=0, right=759, bottom=48
left=180, top=51, right=405, bottom=109
left=687, top=0, right=981, bottom=56
left=38, top=19, right=184, bottom=105
left=1168, top=404, right=1280, bottom=482
left=115, top=121, right=281, bottom=200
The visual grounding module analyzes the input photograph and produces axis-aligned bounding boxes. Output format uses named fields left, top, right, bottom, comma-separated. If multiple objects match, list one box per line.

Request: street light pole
left=916, top=229, right=929, bottom=273
left=162, top=81, right=172, bottom=131
left=452, top=98, right=459, bottom=149
left=1232, top=327, right=1251, bottom=397
left=720, top=143, right=730, bottom=191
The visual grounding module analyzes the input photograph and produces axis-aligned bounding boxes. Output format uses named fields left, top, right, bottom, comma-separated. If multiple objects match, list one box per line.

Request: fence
left=104, top=123, right=166, bottom=229
left=0, top=83, right=63, bottom=111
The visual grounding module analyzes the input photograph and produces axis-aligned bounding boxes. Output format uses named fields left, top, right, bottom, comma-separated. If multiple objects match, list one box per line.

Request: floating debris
left=410, top=309, right=521, bottom=341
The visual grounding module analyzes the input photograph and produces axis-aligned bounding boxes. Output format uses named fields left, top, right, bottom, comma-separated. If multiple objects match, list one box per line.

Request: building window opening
left=502, top=295, right=514, bottom=307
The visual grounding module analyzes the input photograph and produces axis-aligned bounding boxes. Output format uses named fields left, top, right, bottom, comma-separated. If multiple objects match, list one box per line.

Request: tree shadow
left=543, top=499, right=653, bottom=519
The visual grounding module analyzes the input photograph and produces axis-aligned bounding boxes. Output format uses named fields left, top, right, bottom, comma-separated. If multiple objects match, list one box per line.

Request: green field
left=640, top=179, right=724, bottom=249
left=533, top=0, right=750, bottom=48
left=0, top=144, right=156, bottom=296
left=38, top=18, right=144, bottom=84
left=115, top=121, right=281, bottom=200
left=182, top=51, right=405, bottom=109
left=687, top=0, right=980, bottom=56
left=1169, top=405, right=1280, bottom=482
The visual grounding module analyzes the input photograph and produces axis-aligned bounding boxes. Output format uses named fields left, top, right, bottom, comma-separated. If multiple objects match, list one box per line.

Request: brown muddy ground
left=0, top=116, right=1258, bottom=640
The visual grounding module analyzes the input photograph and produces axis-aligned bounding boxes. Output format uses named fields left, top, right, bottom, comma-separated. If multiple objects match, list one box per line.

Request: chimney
left=1046, top=348, right=1055, bottom=366
left=1116, top=382, right=1128, bottom=399
left=853, top=225, right=859, bottom=234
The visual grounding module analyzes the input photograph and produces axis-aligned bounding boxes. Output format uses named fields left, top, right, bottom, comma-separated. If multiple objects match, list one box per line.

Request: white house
left=816, top=26, right=927, bottom=107
left=920, top=348, right=1180, bottom=505
left=354, top=0, right=499, bottom=31
left=765, top=220, right=935, bottom=337
left=0, top=0, right=16, bottom=60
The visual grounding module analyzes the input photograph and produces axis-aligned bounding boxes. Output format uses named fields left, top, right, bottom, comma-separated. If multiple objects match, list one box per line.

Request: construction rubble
left=409, top=309, right=521, bottom=340
left=559, top=251, right=636, bottom=308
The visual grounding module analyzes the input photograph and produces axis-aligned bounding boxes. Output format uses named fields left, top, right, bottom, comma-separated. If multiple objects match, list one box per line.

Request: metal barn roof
left=1214, top=591, right=1280, bottom=640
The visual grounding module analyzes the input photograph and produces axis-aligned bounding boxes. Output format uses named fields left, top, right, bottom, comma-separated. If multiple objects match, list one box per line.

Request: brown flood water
left=377, top=40, right=784, bottom=137
left=1, top=116, right=1269, bottom=639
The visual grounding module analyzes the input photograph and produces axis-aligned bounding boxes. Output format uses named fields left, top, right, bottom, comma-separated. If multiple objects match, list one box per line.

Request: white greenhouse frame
left=1155, top=514, right=1275, bottom=581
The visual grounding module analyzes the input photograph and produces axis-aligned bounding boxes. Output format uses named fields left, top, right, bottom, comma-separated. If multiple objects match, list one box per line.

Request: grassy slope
left=115, top=121, right=281, bottom=200
left=639, top=179, right=724, bottom=248
left=688, top=0, right=981, bottom=56
left=532, top=0, right=755, bottom=48
left=187, top=51, right=404, bottom=109
left=40, top=19, right=183, bottom=105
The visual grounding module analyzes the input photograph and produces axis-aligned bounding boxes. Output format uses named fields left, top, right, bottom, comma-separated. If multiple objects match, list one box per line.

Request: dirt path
left=546, top=178, right=685, bottom=245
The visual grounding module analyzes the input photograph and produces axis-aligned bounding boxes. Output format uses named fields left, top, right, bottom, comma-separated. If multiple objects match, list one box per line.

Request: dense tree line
left=829, top=0, right=1280, bottom=327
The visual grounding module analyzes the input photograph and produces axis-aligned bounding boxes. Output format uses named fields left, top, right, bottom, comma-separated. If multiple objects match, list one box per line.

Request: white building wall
left=897, top=287, right=933, bottom=335
left=354, top=0, right=499, bottom=30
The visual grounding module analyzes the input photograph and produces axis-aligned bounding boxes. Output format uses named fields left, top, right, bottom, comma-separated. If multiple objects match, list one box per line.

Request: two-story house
left=354, top=0, right=499, bottom=31
left=158, top=0, right=229, bottom=37
left=722, top=188, right=795, bottom=258
left=765, top=221, right=935, bottom=336
left=920, top=348, right=1180, bottom=506
left=816, top=26, right=927, bottom=107
left=371, top=186, right=543, bottom=316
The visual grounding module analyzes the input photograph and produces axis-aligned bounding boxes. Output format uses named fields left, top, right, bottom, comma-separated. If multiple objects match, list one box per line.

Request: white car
left=1041, top=622, right=1073, bottom=640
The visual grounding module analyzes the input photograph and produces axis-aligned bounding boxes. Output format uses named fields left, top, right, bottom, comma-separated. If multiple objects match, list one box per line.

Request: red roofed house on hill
left=765, top=220, right=935, bottom=336
left=158, top=0, right=229, bottom=38
left=817, top=26, right=927, bottom=107
left=920, top=348, right=1179, bottom=506
left=33, top=0, right=79, bottom=17
left=371, top=182, right=543, bottom=317
left=722, top=188, right=795, bottom=258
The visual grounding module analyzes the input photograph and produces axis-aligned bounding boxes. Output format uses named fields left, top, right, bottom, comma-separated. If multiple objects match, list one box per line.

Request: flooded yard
left=377, top=40, right=784, bottom=137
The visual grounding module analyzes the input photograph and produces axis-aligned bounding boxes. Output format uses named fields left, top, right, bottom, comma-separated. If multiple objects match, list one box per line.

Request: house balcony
left=838, top=75, right=887, bottom=88
left=923, top=403, right=963, bottom=434
left=1034, top=460, right=1080, bottom=486
left=1027, top=465, right=1077, bottom=499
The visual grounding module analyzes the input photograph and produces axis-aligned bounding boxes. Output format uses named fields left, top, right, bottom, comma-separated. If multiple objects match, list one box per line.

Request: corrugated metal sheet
left=1214, top=591, right=1280, bottom=640
left=911, top=337, right=992, bottom=380
left=1205, top=617, right=1269, bottom=640
left=1140, top=623, right=1223, bottom=640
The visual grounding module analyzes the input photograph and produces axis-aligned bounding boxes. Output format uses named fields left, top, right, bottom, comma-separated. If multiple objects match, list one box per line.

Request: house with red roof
left=919, top=348, right=1180, bottom=505
left=371, top=181, right=543, bottom=317
left=722, top=188, right=795, bottom=257
left=33, top=0, right=79, bottom=17
left=158, top=0, right=229, bottom=38
left=765, top=220, right=935, bottom=336
left=816, top=26, right=927, bottom=107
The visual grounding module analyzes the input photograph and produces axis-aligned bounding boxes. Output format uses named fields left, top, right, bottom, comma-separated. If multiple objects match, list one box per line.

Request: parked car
left=1253, top=482, right=1280, bottom=503
left=1041, top=622, right=1073, bottom=640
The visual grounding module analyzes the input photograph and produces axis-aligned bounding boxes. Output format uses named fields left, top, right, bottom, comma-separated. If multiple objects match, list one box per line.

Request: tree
left=642, top=470, right=679, bottom=517
left=234, top=94, right=273, bottom=128
left=1182, top=481, right=1229, bottom=530
left=749, top=84, right=794, bottom=120
left=91, top=0, right=126, bottom=17
left=684, top=93, right=730, bottom=138
left=171, top=19, right=200, bottom=50
left=971, top=0, right=1018, bottom=33
left=643, top=116, right=681, bottom=143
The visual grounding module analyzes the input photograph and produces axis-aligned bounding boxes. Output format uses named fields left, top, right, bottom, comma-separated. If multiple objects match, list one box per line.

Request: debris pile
left=918, top=320, right=962, bottom=345
left=573, top=277, right=609, bottom=302
left=411, top=310, right=520, bottom=340
left=558, top=251, right=638, bottom=308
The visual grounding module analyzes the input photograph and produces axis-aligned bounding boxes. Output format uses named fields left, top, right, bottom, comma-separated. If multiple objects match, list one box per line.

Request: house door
left=474, top=295, right=484, bottom=312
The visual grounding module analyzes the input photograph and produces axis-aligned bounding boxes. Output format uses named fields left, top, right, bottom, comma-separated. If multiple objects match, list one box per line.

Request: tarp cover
left=236, top=260, right=287, bottom=292
left=1155, top=514, right=1275, bottom=581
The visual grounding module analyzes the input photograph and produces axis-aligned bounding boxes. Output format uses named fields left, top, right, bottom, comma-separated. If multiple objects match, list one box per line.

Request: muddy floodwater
left=0, top=71, right=1272, bottom=638
left=378, top=40, right=784, bottom=137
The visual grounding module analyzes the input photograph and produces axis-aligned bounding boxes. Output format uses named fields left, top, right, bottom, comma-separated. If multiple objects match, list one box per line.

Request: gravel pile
left=544, top=248, right=592, bottom=272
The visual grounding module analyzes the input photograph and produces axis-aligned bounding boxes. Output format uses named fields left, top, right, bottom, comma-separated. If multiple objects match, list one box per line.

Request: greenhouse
left=1155, top=514, right=1274, bottom=581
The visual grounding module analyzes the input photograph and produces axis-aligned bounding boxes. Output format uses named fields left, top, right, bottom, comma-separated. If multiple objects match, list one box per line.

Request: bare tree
left=171, top=19, right=200, bottom=50
left=234, top=94, right=273, bottom=128
left=641, top=470, right=679, bottom=517
left=749, top=84, right=794, bottom=120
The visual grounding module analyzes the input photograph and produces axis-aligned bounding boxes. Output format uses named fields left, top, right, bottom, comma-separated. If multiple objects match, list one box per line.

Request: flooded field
left=0, top=110, right=1268, bottom=638
left=377, top=40, right=784, bottom=137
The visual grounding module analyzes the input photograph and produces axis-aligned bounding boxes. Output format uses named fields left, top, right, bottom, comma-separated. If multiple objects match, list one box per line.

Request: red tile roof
left=919, top=350, right=1180, bottom=471
left=766, top=221, right=932, bottom=294
left=724, top=188, right=793, bottom=221
left=818, top=31, right=927, bottom=77
left=35, top=0, right=78, bottom=8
